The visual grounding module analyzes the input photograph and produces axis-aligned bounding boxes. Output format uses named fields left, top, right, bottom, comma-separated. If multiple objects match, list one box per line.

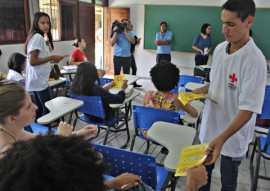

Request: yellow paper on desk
left=178, top=92, right=217, bottom=105
left=175, top=143, right=209, bottom=176
left=114, top=74, right=125, bottom=89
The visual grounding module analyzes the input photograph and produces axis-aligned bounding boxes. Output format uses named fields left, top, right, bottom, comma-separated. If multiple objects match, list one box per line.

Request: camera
left=112, top=20, right=127, bottom=33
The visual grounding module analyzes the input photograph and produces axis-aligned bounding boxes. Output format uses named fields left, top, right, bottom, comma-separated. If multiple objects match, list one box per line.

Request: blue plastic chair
left=70, top=91, right=130, bottom=148
left=250, top=130, right=270, bottom=191
left=249, top=86, right=270, bottom=159
left=130, top=105, right=180, bottom=153
left=171, top=75, right=204, bottom=93
left=99, top=77, right=113, bottom=86
left=92, top=143, right=170, bottom=191
left=24, top=122, right=57, bottom=135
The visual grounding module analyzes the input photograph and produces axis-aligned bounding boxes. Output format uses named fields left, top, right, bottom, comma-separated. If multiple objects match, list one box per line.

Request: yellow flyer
left=113, top=74, right=125, bottom=89
left=175, top=143, right=209, bottom=176
left=178, top=92, right=217, bottom=106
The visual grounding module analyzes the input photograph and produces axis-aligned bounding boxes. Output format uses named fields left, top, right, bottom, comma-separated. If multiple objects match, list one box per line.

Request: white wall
left=111, top=0, right=270, bottom=77
left=0, top=41, right=74, bottom=73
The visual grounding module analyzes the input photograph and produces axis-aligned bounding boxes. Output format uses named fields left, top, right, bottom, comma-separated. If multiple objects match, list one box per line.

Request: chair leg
left=130, top=135, right=137, bottom=151
left=252, top=151, right=261, bottom=191
left=103, top=126, right=111, bottom=145
left=250, top=138, right=257, bottom=168
left=121, top=113, right=130, bottom=149
left=144, top=141, right=150, bottom=154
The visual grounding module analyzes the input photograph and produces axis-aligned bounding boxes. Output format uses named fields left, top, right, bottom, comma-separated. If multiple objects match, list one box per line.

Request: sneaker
left=133, top=83, right=142, bottom=88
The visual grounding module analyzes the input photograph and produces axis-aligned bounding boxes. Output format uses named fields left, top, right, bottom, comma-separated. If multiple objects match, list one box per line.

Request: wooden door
left=104, top=7, right=129, bottom=76
left=78, top=2, right=95, bottom=63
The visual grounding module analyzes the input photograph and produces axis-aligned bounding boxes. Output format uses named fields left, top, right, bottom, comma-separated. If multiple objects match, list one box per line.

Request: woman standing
left=69, top=38, right=106, bottom=77
left=192, top=23, right=212, bottom=66
left=24, top=12, right=66, bottom=119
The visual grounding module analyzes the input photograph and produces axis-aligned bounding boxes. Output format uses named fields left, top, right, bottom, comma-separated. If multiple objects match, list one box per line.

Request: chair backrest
left=70, top=91, right=106, bottom=119
left=100, top=78, right=113, bottom=87
left=179, top=75, right=204, bottom=86
left=257, top=85, right=270, bottom=120
left=92, top=143, right=158, bottom=188
left=133, top=105, right=180, bottom=131
left=171, top=75, right=204, bottom=93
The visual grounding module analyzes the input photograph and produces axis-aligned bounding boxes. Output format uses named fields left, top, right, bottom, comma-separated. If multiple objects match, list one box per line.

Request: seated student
left=0, top=81, right=97, bottom=156
left=71, top=62, right=128, bottom=122
left=0, top=134, right=207, bottom=191
left=6, top=53, right=26, bottom=82
left=69, top=38, right=106, bottom=77
left=142, top=61, right=198, bottom=137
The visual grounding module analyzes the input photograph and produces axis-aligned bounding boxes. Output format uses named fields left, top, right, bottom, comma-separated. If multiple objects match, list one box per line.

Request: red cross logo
left=229, top=73, right=237, bottom=83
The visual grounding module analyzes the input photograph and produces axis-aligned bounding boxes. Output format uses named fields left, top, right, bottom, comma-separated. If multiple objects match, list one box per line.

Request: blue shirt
left=113, top=31, right=134, bottom=57
left=192, top=34, right=212, bottom=56
left=156, top=31, right=172, bottom=54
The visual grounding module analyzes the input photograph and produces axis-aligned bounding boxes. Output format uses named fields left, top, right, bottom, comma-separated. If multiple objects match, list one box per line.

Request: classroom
left=0, top=0, right=269, bottom=190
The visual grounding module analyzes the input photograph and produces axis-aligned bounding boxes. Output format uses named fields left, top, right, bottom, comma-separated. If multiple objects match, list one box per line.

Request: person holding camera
left=110, top=19, right=135, bottom=75
left=129, top=23, right=142, bottom=88
left=155, top=21, right=172, bottom=64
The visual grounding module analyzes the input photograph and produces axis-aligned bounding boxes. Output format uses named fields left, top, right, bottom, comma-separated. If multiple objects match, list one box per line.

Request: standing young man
left=193, top=0, right=267, bottom=190
left=111, top=19, right=135, bottom=75
left=155, top=22, right=172, bottom=64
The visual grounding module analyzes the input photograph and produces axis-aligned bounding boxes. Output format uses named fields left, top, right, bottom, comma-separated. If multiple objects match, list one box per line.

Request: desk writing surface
left=147, top=122, right=196, bottom=172
left=37, top=97, right=83, bottom=125
left=109, top=89, right=141, bottom=108
left=48, top=77, right=66, bottom=87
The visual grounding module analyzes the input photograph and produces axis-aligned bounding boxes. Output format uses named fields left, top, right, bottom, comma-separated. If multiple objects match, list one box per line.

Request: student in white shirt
left=6, top=53, right=26, bottom=82
left=24, top=12, right=66, bottom=119
left=193, top=0, right=267, bottom=190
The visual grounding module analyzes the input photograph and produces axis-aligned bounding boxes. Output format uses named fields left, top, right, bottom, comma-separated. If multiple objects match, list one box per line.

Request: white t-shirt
left=6, top=69, right=24, bottom=81
left=199, top=38, right=267, bottom=158
left=25, top=33, right=51, bottom=91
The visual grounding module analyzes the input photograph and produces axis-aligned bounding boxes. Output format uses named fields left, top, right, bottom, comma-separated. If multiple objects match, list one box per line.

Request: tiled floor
left=65, top=67, right=270, bottom=191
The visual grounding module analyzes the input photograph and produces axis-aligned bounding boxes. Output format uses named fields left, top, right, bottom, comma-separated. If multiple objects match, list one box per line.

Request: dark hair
left=0, top=49, right=2, bottom=57
left=160, top=21, right=167, bottom=27
left=0, top=135, right=107, bottom=191
left=25, top=12, right=54, bottom=54
left=0, top=81, right=26, bottom=125
left=72, top=38, right=82, bottom=47
left=222, top=0, right=255, bottom=22
left=7, top=53, right=26, bottom=74
left=150, top=61, right=179, bottom=92
left=201, top=23, right=211, bottom=35
left=71, top=62, right=100, bottom=95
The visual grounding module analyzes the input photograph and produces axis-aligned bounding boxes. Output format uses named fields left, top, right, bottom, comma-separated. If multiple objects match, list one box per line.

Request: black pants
left=113, top=56, right=131, bottom=75
left=195, top=55, right=209, bottom=66
left=130, top=54, right=137, bottom=75
left=156, top=54, right=171, bottom=64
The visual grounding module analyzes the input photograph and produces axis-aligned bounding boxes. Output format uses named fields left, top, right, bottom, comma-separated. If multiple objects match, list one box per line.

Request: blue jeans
left=29, top=86, right=52, bottom=120
left=199, top=155, right=242, bottom=191
left=113, top=56, right=131, bottom=75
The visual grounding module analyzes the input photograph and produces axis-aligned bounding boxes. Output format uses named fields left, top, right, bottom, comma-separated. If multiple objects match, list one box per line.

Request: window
left=39, top=0, right=77, bottom=41
left=0, top=0, right=29, bottom=44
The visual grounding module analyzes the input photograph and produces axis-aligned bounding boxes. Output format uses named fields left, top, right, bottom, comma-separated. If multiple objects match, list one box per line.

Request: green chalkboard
left=144, top=5, right=270, bottom=60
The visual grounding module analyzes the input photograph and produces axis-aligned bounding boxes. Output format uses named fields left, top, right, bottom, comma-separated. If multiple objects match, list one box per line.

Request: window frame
left=0, top=0, right=30, bottom=45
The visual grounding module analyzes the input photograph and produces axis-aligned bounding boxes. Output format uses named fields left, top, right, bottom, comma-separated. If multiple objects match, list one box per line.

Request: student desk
left=148, top=121, right=196, bottom=172
left=103, top=74, right=141, bottom=85
left=185, top=82, right=205, bottom=92
left=110, top=89, right=141, bottom=120
left=61, top=69, right=77, bottom=81
left=48, top=77, right=67, bottom=97
left=37, top=96, right=83, bottom=125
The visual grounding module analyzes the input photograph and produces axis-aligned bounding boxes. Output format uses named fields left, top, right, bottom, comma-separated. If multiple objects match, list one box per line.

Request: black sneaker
left=133, top=83, right=142, bottom=88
